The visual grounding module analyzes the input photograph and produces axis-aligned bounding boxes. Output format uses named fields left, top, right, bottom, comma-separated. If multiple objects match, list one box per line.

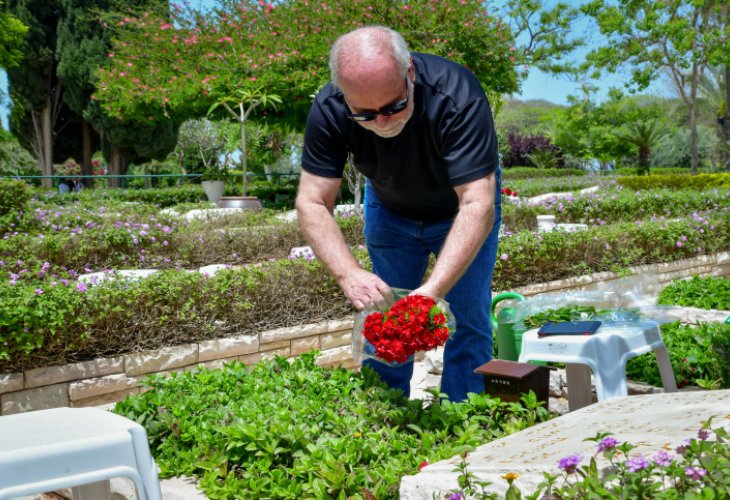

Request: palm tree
left=616, top=121, right=667, bottom=175
left=526, top=148, right=560, bottom=169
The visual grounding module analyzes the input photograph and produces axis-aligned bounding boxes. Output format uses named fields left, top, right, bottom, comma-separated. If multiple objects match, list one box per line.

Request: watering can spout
left=491, top=292, right=526, bottom=361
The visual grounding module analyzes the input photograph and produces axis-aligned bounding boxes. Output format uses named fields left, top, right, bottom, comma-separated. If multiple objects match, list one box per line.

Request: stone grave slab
left=400, top=389, right=730, bottom=499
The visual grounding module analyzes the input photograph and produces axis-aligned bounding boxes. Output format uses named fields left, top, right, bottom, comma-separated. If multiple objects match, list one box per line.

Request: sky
left=0, top=2, right=672, bottom=131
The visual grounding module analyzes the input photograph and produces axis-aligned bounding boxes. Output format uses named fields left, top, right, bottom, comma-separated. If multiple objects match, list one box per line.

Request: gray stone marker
left=400, top=390, right=730, bottom=499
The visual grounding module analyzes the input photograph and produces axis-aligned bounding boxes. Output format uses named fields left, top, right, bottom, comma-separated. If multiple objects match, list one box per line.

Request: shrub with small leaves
left=0, top=178, right=30, bottom=229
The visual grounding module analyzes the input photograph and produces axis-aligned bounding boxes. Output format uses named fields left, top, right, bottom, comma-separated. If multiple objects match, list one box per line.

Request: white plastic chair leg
left=72, top=480, right=111, bottom=500
left=565, top=363, right=594, bottom=411
left=654, top=346, right=678, bottom=393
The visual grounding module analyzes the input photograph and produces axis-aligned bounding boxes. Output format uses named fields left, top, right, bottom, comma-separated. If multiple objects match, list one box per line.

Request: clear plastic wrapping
left=352, top=288, right=456, bottom=366
left=506, top=274, right=680, bottom=330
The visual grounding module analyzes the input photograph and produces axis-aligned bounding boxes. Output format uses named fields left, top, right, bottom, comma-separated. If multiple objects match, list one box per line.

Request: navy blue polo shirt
left=301, top=52, right=498, bottom=222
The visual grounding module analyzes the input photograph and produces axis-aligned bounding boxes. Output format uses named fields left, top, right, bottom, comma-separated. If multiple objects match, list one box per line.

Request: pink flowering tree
left=94, top=0, right=522, bottom=127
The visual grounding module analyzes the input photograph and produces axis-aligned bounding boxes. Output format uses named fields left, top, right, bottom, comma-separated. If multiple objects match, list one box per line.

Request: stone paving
left=401, top=389, right=730, bottom=499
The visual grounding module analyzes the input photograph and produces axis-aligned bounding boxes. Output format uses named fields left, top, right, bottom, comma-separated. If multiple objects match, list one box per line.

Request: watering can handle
left=490, top=292, right=526, bottom=326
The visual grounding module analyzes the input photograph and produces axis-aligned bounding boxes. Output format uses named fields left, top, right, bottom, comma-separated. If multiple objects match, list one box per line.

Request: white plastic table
left=0, top=407, right=162, bottom=500
left=518, top=321, right=678, bottom=411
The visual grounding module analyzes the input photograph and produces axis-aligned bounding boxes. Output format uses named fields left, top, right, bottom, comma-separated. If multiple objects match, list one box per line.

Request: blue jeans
left=361, top=169, right=502, bottom=402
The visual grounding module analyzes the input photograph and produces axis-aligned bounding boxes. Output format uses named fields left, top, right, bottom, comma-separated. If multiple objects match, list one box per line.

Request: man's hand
left=296, top=170, right=391, bottom=311
left=338, top=268, right=393, bottom=311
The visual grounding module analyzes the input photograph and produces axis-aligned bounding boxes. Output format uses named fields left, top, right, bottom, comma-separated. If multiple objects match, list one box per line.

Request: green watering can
left=490, top=292, right=527, bottom=361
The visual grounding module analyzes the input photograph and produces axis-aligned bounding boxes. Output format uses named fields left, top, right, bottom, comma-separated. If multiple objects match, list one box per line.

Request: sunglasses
left=345, top=77, right=410, bottom=122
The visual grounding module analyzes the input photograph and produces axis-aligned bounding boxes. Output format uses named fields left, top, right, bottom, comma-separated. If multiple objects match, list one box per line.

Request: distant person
left=58, top=179, right=71, bottom=194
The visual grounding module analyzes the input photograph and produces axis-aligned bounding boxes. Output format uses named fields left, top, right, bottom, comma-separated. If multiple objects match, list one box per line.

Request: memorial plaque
left=475, top=359, right=549, bottom=409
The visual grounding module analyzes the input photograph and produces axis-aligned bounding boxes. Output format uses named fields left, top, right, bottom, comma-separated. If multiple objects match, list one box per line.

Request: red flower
left=362, top=295, right=451, bottom=364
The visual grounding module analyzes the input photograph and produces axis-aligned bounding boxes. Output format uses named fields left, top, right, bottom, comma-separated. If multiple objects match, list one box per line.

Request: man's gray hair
left=329, top=26, right=410, bottom=89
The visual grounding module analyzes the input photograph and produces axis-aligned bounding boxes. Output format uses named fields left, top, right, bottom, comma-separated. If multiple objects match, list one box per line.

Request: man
left=295, top=26, right=501, bottom=402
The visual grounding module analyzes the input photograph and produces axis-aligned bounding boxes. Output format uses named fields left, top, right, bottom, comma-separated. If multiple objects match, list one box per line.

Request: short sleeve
left=441, top=98, right=498, bottom=186
left=301, top=95, right=349, bottom=178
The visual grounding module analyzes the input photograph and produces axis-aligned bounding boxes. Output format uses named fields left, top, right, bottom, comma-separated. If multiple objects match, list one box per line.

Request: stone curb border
left=1, top=251, right=728, bottom=416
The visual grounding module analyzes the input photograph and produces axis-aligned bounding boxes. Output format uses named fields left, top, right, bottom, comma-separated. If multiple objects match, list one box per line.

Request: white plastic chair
left=0, top=407, right=162, bottom=500
left=518, top=320, right=677, bottom=411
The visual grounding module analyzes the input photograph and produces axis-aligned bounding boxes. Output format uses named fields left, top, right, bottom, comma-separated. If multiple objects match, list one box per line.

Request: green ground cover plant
left=625, top=322, right=730, bottom=390
left=658, top=276, right=730, bottom=311
left=113, top=353, right=550, bottom=499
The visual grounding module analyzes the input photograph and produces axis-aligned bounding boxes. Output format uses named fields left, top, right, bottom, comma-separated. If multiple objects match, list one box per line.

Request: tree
left=616, top=120, right=667, bottom=175
left=173, top=118, right=226, bottom=176
left=5, top=0, right=63, bottom=187
left=549, top=89, right=671, bottom=169
left=208, top=88, right=281, bottom=196
left=582, top=0, right=730, bottom=174
left=93, top=0, right=523, bottom=130
left=57, top=0, right=175, bottom=188
left=0, top=1, right=27, bottom=69
left=496, top=0, right=585, bottom=76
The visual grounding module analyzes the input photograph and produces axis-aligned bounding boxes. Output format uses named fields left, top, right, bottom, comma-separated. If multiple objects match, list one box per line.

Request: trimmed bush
left=502, top=187, right=730, bottom=232
left=0, top=260, right=354, bottom=372
left=0, top=178, right=30, bottom=229
left=502, top=167, right=586, bottom=179
left=617, top=173, right=730, bottom=191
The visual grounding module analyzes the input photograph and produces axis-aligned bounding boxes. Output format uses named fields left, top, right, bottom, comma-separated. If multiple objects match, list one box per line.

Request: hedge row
left=617, top=173, right=730, bottom=190
left=3, top=211, right=729, bottom=373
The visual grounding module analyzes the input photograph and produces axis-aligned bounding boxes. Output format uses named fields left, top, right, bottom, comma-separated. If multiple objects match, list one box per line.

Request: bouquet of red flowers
left=352, top=289, right=455, bottom=365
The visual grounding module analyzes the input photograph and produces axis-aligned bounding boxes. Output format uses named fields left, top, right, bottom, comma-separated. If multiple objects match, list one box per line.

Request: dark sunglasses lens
left=381, top=101, right=408, bottom=116
left=349, top=113, right=376, bottom=122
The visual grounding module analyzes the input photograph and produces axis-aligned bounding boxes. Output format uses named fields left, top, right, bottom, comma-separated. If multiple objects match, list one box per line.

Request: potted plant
left=209, top=88, right=281, bottom=210
left=201, top=166, right=228, bottom=204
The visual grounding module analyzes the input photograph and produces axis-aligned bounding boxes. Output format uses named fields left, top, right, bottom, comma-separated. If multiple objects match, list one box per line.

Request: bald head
left=329, top=26, right=411, bottom=92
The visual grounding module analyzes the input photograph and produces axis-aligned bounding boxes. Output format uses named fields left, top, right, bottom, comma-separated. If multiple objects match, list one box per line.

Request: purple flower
left=652, top=450, right=674, bottom=467
left=596, top=436, right=619, bottom=452
left=500, top=253, right=508, bottom=261
left=558, top=454, right=582, bottom=474
left=697, top=429, right=710, bottom=441
left=676, top=241, right=683, bottom=248
left=76, top=282, right=88, bottom=293
left=685, top=467, right=707, bottom=481
left=447, top=494, right=464, bottom=500
left=676, top=438, right=692, bottom=455
left=35, top=288, right=43, bottom=295
left=626, top=455, right=648, bottom=473
left=60, top=278, right=69, bottom=286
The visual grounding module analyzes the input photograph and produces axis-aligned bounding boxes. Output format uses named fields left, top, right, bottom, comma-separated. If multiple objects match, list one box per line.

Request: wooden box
left=474, top=359, right=549, bottom=408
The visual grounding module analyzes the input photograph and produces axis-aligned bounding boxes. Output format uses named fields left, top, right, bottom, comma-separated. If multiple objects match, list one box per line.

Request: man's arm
left=413, top=172, right=496, bottom=299
left=295, top=170, right=390, bottom=310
